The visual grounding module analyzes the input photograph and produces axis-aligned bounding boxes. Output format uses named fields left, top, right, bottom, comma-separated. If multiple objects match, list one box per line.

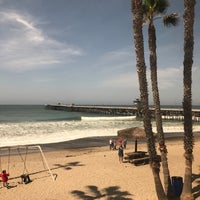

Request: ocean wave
left=37, top=116, right=81, bottom=122
left=0, top=115, right=199, bottom=147
left=81, top=116, right=136, bottom=121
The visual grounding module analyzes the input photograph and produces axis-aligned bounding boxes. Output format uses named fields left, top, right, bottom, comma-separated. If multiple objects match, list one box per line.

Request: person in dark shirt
left=118, top=145, right=124, bottom=163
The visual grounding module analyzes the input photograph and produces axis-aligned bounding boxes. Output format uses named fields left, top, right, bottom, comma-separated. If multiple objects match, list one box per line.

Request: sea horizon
left=1, top=103, right=200, bottom=110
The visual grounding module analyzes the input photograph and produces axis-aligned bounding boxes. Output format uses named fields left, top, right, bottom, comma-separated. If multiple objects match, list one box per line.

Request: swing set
left=0, top=145, right=55, bottom=184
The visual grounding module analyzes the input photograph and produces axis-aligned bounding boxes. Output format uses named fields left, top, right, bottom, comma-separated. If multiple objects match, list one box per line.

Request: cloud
left=93, top=48, right=135, bottom=74
left=157, top=67, right=182, bottom=89
left=89, top=48, right=137, bottom=88
left=0, top=10, right=83, bottom=72
left=100, top=72, right=138, bottom=88
left=94, top=49, right=181, bottom=92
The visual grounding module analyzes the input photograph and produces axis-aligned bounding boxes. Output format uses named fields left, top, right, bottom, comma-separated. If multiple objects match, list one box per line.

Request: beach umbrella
left=117, top=127, right=148, bottom=152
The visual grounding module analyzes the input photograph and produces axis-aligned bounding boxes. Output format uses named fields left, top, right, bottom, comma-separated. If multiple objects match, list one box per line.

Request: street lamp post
left=133, top=98, right=142, bottom=117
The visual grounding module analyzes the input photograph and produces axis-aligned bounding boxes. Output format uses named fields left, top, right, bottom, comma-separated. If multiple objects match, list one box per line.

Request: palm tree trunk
left=131, top=1, right=166, bottom=199
left=181, top=0, right=195, bottom=199
left=148, top=21, right=174, bottom=198
left=181, top=153, right=193, bottom=200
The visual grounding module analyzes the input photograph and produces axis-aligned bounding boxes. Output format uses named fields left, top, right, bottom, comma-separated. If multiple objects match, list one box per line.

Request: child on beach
left=0, top=170, right=9, bottom=188
left=118, top=145, right=124, bottom=163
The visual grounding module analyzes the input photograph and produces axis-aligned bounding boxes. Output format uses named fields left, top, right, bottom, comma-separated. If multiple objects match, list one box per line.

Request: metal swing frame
left=0, top=145, right=55, bottom=181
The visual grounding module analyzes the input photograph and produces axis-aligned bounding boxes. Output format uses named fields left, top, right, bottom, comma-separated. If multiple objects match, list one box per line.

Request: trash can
left=171, top=176, right=183, bottom=197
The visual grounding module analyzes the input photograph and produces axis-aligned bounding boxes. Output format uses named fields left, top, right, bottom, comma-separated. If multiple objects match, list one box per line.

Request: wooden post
left=135, top=139, right=138, bottom=152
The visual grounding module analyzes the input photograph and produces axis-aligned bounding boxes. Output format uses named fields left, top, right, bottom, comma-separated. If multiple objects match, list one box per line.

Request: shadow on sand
left=71, top=185, right=132, bottom=200
left=53, top=161, right=85, bottom=170
left=8, top=160, right=84, bottom=183
left=192, top=172, right=200, bottom=199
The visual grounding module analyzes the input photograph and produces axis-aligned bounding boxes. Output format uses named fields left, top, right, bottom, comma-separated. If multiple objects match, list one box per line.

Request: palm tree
left=142, top=0, right=179, bottom=197
left=131, top=0, right=166, bottom=199
left=181, top=0, right=196, bottom=199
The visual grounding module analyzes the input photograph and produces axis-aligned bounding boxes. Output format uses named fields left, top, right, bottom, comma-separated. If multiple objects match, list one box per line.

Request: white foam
left=81, top=116, right=136, bottom=121
left=0, top=126, right=118, bottom=147
left=0, top=120, right=199, bottom=147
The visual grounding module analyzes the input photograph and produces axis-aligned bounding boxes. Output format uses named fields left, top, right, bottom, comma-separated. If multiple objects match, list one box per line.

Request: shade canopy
left=117, top=127, right=147, bottom=140
left=117, top=127, right=157, bottom=152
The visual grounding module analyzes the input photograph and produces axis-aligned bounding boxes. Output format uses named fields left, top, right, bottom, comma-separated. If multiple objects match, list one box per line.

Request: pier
left=45, top=104, right=200, bottom=122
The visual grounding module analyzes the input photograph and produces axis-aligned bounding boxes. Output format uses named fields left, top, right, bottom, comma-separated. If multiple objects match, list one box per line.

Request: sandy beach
left=0, top=135, right=200, bottom=200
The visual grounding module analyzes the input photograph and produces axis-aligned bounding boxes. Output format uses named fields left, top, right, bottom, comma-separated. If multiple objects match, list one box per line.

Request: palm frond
left=163, top=13, right=179, bottom=27
left=155, top=0, right=169, bottom=14
left=143, top=0, right=169, bottom=14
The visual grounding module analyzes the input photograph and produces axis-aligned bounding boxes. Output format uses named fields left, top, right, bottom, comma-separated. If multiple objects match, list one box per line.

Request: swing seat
left=20, top=174, right=32, bottom=184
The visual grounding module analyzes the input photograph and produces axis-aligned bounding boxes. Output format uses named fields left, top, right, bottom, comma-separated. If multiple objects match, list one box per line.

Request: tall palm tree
left=131, top=0, right=166, bottom=199
left=181, top=0, right=196, bottom=199
left=142, top=0, right=179, bottom=197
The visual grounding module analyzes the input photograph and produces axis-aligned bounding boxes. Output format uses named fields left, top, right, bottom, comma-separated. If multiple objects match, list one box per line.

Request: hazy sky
left=0, top=0, right=199, bottom=105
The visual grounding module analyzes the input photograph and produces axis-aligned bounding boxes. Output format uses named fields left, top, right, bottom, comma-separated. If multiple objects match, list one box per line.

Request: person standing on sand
left=118, top=137, right=122, bottom=146
left=122, top=139, right=127, bottom=149
left=0, top=170, right=9, bottom=188
left=118, top=145, right=124, bottom=163
left=112, top=140, right=117, bottom=150
left=109, top=138, right=113, bottom=150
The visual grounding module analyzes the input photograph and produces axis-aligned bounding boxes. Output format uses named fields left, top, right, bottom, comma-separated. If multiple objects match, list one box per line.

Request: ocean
left=0, top=105, right=199, bottom=147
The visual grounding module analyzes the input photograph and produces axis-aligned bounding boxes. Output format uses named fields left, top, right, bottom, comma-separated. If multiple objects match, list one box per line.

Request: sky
left=0, top=0, right=199, bottom=105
